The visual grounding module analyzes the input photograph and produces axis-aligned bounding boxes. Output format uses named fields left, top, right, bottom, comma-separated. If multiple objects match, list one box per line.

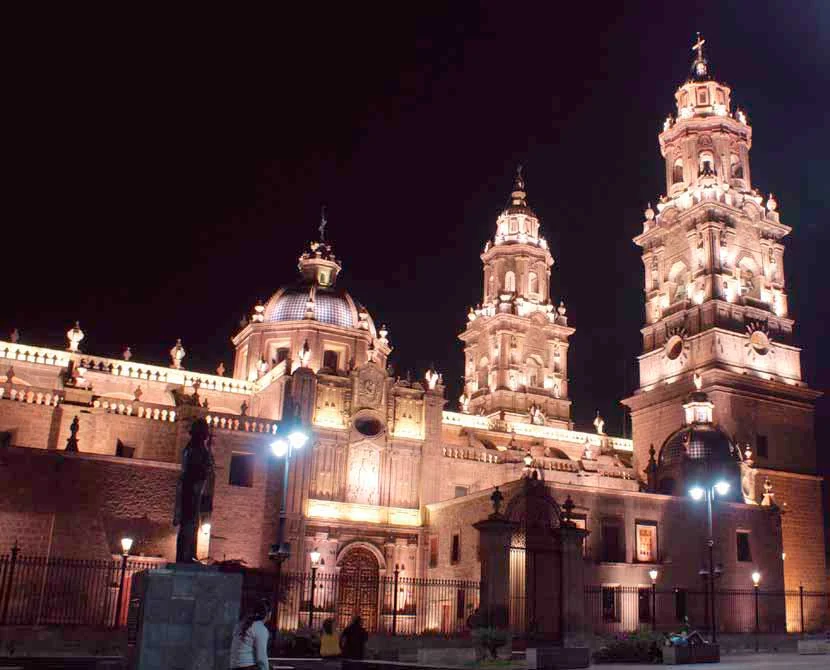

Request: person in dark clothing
left=340, top=616, right=368, bottom=661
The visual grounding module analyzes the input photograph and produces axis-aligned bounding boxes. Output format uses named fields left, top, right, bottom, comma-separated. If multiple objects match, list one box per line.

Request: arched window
left=488, top=275, right=495, bottom=299
left=730, top=154, right=743, bottom=179
left=509, top=217, right=518, bottom=233
left=699, top=151, right=715, bottom=176
left=528, top=271, right=539, bottom=295
left=672, top=159, right=684, bottom=184
left=504, top=271, right=516, bottom=292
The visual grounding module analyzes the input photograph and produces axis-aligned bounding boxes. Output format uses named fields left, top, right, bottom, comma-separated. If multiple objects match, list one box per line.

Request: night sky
left=5, top=5, right=828, bottom=480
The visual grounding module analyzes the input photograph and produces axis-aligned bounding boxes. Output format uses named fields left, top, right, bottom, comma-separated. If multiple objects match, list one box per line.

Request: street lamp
left=649, top=569, right=659, bottom=632
left=269, top=424, right=311, bottom=563
left=752, top=571, right=761, bottom=652
left=308, top=550, right=322, bottom=628
left=268, top=405, right=311, bottom=626
left=689, top=479, right=730, bottom=644
left=114, top=537, right=133, bottom=628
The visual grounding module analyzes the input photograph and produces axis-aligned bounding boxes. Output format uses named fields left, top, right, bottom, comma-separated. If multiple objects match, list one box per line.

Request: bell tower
left=459, top=168, right=574, bottom=428
left=623, top=37, right=824, bottom=600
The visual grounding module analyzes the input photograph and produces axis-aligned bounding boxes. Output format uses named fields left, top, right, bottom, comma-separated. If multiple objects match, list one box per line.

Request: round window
left=750, top=330, right=770, bottom=356
left=665, top=335, right=684, bottom=360
left=354, top=417, right=383, bottom=437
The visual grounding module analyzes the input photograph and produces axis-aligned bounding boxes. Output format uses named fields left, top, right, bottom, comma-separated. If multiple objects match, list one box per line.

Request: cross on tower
left=319, top=206, right=327, bottom=241
left=692, top=32, right=705, bottom=58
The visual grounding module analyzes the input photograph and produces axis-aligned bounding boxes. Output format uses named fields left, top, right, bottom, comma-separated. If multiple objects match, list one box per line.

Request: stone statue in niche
left=529, top=404, right=545, bottom=425
left=173, top=418, right=215, bottom=563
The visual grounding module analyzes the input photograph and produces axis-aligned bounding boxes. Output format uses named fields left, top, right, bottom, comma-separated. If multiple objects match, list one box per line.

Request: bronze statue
left=173, top=418, right=215, bottom=563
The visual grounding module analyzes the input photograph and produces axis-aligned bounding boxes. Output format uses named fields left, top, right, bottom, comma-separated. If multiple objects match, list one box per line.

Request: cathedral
left=0, top=39, right=824, bottom=634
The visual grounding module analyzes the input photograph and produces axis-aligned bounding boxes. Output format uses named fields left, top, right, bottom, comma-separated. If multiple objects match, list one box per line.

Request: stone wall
left=0, top=431, right=282, bottom=569
left=0, top=446, right=178, bottom=559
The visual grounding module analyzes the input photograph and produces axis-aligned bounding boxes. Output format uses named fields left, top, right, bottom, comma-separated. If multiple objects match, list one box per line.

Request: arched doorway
left=337, top=547, right=379, bottom=631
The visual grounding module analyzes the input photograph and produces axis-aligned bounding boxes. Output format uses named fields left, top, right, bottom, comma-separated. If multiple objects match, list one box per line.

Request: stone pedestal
left=128, top=564, right=242, bottom=670
left=473, top=514, right=518, bottom=627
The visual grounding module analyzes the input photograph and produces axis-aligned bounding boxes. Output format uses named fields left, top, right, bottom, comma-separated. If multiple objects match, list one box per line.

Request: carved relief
left=346, top=442, right=380, bottom=505
left=354, top=363, right=386, bottom=410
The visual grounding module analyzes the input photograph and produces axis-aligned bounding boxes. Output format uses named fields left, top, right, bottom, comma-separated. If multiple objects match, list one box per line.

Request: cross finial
left=319, top=206, right=328, bottom=241
left=692, top=32, right=705, bottom=57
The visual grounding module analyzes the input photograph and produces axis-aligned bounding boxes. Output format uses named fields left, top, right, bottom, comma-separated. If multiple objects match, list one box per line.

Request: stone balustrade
left=0, top=340, right=254, bottom=395
left=442, top=410, right=634, bottom=453
left=204, top=413, right=278, bottom=435
left=0, top=342, right=71, bottom=368
left=252, top=360, right=288, bottom=392
left=92, top=398, right=177, bottom=423
left=0, top=385, right=62, bottom=406
left=441, top=446, right=500, bottom=463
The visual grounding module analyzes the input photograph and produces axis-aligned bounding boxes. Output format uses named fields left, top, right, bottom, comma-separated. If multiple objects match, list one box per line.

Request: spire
left=510, top=164, right=528, bottom=208
left=690, top=32, right=710, bottom=81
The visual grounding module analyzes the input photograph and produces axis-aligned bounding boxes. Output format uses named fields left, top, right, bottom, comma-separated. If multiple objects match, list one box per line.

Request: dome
left=658, top=424, right=737, bottom=469
left=265, top=286, right=356, bottom=329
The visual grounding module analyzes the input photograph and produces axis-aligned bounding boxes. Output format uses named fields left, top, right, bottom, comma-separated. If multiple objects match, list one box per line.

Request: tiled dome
left=266, top=287, right=355, bottom=329
left=658, top=424, right=737, bottom=468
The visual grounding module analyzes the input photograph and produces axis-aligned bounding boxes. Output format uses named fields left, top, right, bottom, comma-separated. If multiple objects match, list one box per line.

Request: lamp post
left=649, top=569, right=659, bottom=632
left=689, top=480, right=730, bottom=644
left=392, top=563, right=403, bottom=636
left=752, top=571, right=761, bottom=652
left=309, top=550, right=321, bottom=628
left=269, top=414, right=310, bottom=626
left=114, top=537, right=133, bottom=628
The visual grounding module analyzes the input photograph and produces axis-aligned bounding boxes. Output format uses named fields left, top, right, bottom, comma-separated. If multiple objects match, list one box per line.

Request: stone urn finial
left=170, top=339, right=186, bottom=369
left=216, top=362, right=226, bottom=377
left=490, top=486, right=504, bottom=518
left=66, top=322, right=84, bottom=353
left=122, top=346, right=132, bottom=361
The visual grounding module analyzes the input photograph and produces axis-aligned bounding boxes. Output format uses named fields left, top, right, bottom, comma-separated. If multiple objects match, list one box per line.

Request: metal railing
left=0, top=545, right=162, bottom=628
left=266, top=571, right=480, bottom=635
left=586, top=585, right=830, bottom=635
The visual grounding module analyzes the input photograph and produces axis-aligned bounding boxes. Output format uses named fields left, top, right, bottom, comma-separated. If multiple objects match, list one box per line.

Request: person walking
left=339, top=616, right=368, bottom=667
left=320, top=617, right=341, bottom=664
left=230, top=599, right=271, bottom=670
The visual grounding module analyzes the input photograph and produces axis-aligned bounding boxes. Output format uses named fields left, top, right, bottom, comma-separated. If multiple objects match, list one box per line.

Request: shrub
left=592, top=630, right=663, bottom=663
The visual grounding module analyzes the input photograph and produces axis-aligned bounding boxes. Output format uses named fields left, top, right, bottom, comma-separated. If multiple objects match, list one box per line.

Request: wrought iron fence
left=0, top=546, right=163, bottom=627
left=268, top=571, right=480, bottom=635
left=586, top=585, right=830, bottom=635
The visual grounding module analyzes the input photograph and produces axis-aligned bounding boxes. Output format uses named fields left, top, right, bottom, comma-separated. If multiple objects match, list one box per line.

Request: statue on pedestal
left=173, top=418, right=215, bottom=563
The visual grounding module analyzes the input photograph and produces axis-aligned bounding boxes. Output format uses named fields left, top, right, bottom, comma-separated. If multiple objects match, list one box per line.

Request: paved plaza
left=593, top=652, right=830, bottom=669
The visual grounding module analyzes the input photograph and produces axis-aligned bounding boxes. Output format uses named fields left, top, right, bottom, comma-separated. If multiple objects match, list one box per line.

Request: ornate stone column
left=473, top=487, right=517, bottom=627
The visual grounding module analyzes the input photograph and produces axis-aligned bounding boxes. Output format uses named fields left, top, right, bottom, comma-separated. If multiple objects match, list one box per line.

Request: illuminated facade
left=0, top=37, right=821, bottom=632
left=622, top=38, right=825, bottom=622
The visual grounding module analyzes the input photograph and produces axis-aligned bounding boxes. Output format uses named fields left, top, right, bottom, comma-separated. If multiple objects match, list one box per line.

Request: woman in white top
left=230, top=598, right=271, bottom=670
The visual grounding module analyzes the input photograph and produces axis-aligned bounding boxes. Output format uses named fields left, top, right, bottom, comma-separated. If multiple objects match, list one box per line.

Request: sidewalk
left=592, top=651, right=830, bottom=669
